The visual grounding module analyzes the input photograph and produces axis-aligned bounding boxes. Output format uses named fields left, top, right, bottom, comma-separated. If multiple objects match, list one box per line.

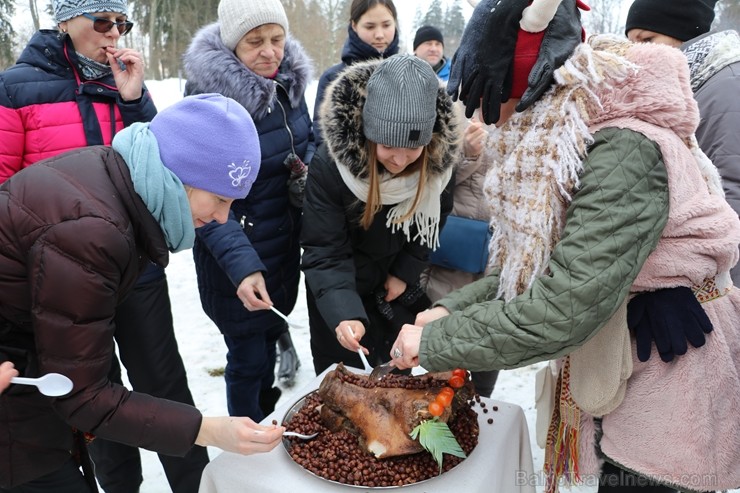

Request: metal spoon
left=283, top=431, right=319, bottom=440
left=11, top=373, right=73, bottom=397
left=256, top=429, right=318, bottom=440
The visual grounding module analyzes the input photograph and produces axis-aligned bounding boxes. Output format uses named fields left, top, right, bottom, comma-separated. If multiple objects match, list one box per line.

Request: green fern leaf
left=410, top=419, right=466, bottom=474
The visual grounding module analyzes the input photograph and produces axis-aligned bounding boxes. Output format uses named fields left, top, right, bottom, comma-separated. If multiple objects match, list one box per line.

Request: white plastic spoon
left=269, top=306, right=304, bottom=329
left=347, top=326, right=373, bottom=373
left=11, top=373, right=73, bottom=397
left=357, top=348, right=373, bottom=373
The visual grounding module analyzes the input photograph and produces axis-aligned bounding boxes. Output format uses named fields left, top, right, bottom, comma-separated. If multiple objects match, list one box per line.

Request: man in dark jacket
left=413, top=25, right=451, bottom=82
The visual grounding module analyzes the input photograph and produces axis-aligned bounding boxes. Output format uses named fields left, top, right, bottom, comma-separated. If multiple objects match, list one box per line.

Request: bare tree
left=27, top=0, right=39, bottom=30
left=0, top=0, right=16, bottom=68
left=582, top=0, right=623, bottom=35
left=715, top=0, right=740, bottom=31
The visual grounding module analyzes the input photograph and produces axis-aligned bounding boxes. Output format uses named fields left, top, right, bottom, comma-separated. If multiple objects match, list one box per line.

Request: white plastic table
left=199, top=365, right=536, bottom=493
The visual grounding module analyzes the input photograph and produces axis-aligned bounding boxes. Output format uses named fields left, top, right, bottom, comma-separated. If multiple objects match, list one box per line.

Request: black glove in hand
left=627, top=287, right=714, bottom=363
left=516, top=0, right=587, bottom=112
left=374, top=290, right=394, bottom=321
left=448, top=0, right=530, bottom=123
left=447, top=0, right=496, bottom=104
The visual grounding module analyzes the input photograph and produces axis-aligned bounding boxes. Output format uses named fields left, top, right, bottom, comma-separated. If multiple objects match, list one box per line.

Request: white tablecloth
left=199, top=365, right=536, bottom=493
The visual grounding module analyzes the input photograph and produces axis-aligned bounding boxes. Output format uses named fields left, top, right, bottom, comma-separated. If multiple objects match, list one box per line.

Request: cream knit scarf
left=482, top=37, right=635, bottom=301
left=337, top=161, right=454, bottom=248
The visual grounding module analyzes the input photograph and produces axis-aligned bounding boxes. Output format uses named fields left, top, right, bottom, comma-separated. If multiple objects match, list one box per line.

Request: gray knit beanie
left=218, top=0, right=289, bottom=51
left=53, top=0, right=128, bottom=22
left=363, top=54, right=439, bottom=148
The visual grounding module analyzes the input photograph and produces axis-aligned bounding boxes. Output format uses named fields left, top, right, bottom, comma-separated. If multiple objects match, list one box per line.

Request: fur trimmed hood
left=318, top=58, right=460, bottom=180
left=183, top=22, right=313, bottom=121
left=572, top=36, right=700, bottom=139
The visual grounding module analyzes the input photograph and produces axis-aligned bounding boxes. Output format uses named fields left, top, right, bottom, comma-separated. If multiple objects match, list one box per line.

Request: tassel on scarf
left=544, top=357, right=581, bottom=493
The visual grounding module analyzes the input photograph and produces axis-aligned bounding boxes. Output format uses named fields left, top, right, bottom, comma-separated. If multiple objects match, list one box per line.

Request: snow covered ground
left=131, top=80, right=734, bottom=493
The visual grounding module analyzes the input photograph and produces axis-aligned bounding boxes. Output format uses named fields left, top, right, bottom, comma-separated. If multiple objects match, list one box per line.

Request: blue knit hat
left=53, top=0, right=128, bottom=22
left=149, top=94, right=261, bottom=199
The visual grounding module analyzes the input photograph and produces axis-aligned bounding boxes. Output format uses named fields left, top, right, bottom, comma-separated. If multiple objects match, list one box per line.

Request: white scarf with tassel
left=336, top=161, right=454, bottom=249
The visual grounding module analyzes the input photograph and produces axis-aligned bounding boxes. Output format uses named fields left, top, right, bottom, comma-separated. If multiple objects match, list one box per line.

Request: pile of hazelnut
left=282, top=372, right=480, bottom=488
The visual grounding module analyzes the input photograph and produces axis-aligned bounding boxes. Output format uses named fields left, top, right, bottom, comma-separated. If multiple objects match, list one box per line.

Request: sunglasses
left=82, top=13, right=134, bottom=36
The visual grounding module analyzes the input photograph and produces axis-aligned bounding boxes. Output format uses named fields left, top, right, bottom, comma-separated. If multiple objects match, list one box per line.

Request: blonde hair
left=359, top=141, right=429, bottom=230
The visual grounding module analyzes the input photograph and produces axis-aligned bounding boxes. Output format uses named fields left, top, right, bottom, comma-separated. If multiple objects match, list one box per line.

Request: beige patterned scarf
left=481, top=36, right=634, bottom=302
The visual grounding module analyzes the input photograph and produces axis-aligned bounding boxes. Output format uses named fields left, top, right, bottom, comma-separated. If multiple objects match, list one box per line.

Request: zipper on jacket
left=274, top=80, right=296, bottom=156
left=240, top=215, right=254, bottom=234
left=109, top=104, right=116, bottom=139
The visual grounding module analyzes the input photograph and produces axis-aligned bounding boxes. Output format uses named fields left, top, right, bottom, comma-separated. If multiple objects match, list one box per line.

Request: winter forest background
left=2, top=0, right=740, bottom=75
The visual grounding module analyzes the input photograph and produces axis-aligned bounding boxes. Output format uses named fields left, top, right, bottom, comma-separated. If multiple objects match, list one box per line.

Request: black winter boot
left=258, top=386, right=282, bottom=417
left=277, top=330, right=300, bottom=387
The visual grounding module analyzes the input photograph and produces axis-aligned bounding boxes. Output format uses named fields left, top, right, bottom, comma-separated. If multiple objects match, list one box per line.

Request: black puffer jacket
left=301, top=58, right=460, bottom=331
left=0, top=147, right=201, bottom=487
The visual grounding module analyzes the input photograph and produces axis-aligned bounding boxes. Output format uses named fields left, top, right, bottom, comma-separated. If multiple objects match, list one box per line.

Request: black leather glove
left=448, top=0, right=529, bottom=124
left=516, top=0, right=587, bottom=112
left=627, top=287, right=714, bottom=363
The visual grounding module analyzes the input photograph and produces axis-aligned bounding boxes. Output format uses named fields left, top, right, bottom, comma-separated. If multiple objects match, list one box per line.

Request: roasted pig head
left=317, top=363, right=473, bottom=459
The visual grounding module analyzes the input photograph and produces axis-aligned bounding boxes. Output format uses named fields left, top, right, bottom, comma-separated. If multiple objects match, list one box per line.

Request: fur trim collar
left=318, top=58, right=459, bottom=180
left=183, top=22, right=313, bottom=121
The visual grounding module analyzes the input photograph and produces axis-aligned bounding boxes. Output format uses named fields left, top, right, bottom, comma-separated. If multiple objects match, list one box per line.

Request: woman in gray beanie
left=182, top=0, right=314, bottom=422
left=300, top=54, right=460, bottom=374
left=0, top=94, right=283, bottom=493
left=0, top=1, right=211, bottom=491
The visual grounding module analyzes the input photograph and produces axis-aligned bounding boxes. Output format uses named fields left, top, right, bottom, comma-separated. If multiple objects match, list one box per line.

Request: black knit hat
left=413, top=25, right=444, bottom=51
left=625, top=0, right=718, bottom=42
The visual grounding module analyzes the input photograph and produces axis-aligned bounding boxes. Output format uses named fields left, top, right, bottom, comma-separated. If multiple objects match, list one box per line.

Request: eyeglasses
left=81, top=13, right=134, bottom=36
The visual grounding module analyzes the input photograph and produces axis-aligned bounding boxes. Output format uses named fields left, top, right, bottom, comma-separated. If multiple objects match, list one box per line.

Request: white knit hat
left=218, top=0, right=289, bottom=51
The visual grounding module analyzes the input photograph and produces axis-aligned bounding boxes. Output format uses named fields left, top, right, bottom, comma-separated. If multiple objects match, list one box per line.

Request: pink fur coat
left=587, top=40, right=740, bottom=491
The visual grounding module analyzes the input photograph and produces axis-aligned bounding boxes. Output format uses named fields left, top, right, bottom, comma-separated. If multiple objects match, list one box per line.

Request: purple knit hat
left=149, top=94, right=261, bottom=199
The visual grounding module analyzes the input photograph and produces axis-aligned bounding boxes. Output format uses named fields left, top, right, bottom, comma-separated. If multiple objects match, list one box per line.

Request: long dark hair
left=350, top=0, right=398, bottom=24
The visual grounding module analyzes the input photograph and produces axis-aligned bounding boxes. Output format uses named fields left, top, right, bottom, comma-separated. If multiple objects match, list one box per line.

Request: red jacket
left=0, top=30, right=157, bottom=183
left=0, top=147, right=201, bottom=487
